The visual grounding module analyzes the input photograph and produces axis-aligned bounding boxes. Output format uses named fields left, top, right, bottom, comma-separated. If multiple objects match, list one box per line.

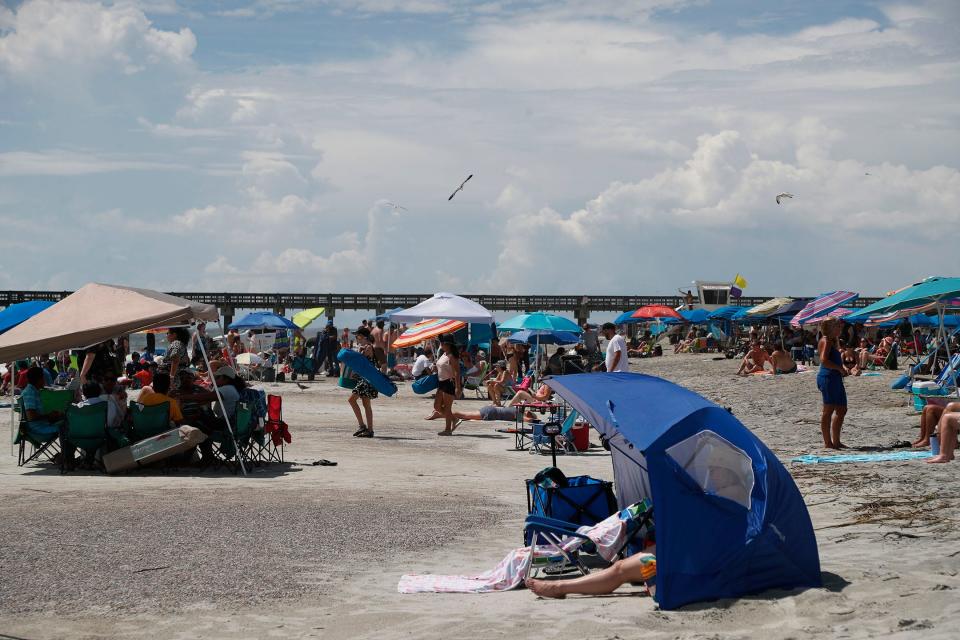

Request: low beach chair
left=463, top=362, right=489, bottom=398
left=129, top=401, right=171, bottom=442
left=61, top=402, right=109, bottom=472
left=522, top=500, right=655, bottom=579
left=209, top=404, right=253, bottom=473
left=14, top=396, right=62, bottom=467
left=532, top=410, right=580, bottom=456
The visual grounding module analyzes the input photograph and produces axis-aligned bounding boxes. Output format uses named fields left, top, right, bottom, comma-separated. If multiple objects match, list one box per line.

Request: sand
left=2, top=353, right=959, bottom=639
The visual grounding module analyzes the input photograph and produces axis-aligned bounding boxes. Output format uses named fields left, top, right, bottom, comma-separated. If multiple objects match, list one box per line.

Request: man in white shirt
left=412, top=348, right=434, bottom=379
left=601, top=322, right=630, bottom=373
left=74, top=382, right=123, bottom=427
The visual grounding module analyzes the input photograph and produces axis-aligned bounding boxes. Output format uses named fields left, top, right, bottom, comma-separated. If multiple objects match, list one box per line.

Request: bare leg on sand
left=525, top=554, right=655, bottom=599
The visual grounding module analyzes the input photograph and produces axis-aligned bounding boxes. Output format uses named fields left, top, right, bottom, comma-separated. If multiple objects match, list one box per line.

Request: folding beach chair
left=129, top=401, right=171, bottom=442
left=532, top=410, right=580, bottom=456
left=14, top=396, right=63, bottom=467
left=463, top=362, right=489, bottom=399
left=522, top=500, right=655, bottom=579
left=209, top=404, right=253, bottom=473
left=259, top=394, right=289, bottom=464
left=61, top=402, right=109, bottom=472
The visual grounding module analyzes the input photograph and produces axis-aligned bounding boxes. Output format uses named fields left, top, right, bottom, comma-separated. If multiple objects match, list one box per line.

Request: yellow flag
left=733, top=274, right=748, bottom=289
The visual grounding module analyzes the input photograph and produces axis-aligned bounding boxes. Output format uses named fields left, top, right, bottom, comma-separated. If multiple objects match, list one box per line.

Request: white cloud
left=0, top=149, right=187, bottom=175
left=479, top=118, right=960, bottom=293
left=0, top=0, right=196, bottom=78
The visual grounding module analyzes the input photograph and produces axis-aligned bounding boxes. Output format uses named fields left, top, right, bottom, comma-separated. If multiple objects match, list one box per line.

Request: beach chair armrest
left=523, top=515, right=592, bottom=541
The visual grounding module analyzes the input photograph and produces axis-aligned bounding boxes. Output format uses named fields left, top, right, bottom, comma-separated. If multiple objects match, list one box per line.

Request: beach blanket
left=397, top=506, right=635, bottom=594
left=792, top=451, right=932, bottom=464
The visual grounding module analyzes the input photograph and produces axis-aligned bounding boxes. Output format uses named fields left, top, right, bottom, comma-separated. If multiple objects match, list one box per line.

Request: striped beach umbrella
left=392, top=318, right=466, bottom=349
left=798, top=307, right=853, bottom=327
left=789, top=291, right=858, bottom=328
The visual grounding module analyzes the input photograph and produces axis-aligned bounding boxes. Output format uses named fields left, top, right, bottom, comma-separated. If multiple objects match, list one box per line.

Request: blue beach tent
left=0, top=300, right=56, bottom=334
left=546, top=372, right=821, bottom=610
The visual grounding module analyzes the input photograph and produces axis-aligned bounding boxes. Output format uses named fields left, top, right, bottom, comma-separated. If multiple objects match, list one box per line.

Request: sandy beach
left=2, top=353, right=959, bottom=639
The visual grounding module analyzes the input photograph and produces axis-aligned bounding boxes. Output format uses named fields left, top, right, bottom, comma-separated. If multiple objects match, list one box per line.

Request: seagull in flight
left=775, top=192, right=794, bottom=205
left=385, top=201, right=407, bottom=212
left=448, top=174, right=473, bottom=201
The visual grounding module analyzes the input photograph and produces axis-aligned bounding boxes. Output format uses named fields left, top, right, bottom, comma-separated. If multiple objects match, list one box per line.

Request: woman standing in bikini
left=817, top=318, right=850, bottom=449
left=436, top=336, right=461, bottom=436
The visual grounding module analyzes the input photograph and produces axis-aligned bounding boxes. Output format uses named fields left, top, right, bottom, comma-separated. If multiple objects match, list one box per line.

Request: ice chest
left=103, top=426, right=207, bottom=473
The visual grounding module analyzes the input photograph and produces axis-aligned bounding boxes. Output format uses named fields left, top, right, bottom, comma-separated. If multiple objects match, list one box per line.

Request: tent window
left=666, top=430, right=754, bottom=509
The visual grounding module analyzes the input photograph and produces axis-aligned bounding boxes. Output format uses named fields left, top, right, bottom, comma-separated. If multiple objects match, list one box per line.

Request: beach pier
left=0, top=291, right=880, bottom=327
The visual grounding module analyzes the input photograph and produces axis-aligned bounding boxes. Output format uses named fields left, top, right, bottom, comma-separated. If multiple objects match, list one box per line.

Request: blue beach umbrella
left=506, top=329, right=582, bottom=345
left=499, top=312, right=582, bottom=334
left=229, top=311, right=298, bottom=331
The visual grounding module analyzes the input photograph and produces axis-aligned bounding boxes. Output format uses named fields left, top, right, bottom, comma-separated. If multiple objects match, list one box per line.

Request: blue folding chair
left=523, top=500, right=655, bottom=579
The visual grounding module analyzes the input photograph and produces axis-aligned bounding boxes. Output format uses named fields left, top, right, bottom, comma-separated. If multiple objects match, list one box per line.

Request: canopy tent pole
left=8, top=360, right=15, bottom=456
left=194, top=324, right=247, bottom=476
left=938, top=304, right=959, bottom=398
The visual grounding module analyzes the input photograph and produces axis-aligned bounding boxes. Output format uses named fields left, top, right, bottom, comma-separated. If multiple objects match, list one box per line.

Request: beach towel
left=397, top=507, right=637, bottom=594
left=791, top=451, right=932, bottom=464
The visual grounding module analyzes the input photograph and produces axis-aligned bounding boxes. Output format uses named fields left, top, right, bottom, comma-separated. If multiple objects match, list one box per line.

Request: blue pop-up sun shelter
left=546, top=372, right=821, bottom=610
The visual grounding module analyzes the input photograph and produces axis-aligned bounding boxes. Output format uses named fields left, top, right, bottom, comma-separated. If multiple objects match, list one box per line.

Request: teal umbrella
left=850, top=277, right=960, bottom=318
left=499, top=313, right=582, bottom=334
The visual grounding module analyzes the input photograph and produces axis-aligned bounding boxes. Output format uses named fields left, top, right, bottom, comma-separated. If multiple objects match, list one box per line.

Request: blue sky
left=1, top=0, right=958, bottom=300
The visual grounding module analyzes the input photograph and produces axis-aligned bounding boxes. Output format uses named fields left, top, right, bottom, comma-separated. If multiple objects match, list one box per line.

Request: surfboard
left=336, top=348, right=398, bottom=397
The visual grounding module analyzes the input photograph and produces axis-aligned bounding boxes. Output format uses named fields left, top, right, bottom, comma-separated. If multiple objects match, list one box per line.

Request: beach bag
left=338, top=365, right=357, bottom=390
left=412, top=373, right=439, bottom=395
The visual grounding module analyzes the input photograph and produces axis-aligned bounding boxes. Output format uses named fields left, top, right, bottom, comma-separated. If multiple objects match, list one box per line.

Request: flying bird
left=385, top=201, right=407, bottom=211
left=775, top=192, right=794, bottom=205
left=448, top=174, right=473, bottom=201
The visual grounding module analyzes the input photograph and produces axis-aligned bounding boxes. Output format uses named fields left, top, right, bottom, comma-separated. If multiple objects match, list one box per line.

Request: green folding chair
left=14, top=396, right=63, bottom=467
left=129, top=401, right=171, bottom=442
left=209, top=404, right=252, bottom=474
left=61, top=402, right=109, bottom=473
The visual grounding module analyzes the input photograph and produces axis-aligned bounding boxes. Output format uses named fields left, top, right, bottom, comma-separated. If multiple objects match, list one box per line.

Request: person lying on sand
left=927, top=405, right=959, bottom=463
left=448, top=405, right=539, bottom=433
left=769, top=344, right=797, bottom=375
left=525, top=551, right=656, bottom=599
left=737, top=342, right=769, bottom=376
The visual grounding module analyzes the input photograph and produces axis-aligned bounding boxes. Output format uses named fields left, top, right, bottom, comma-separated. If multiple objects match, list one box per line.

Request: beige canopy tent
left=0, top=283, right=246, bottom=473
left=0, top=283, right=218, bottom=363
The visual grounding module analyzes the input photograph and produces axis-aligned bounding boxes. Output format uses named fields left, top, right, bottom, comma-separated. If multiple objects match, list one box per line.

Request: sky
left=1, top=0, right=958, bottom=300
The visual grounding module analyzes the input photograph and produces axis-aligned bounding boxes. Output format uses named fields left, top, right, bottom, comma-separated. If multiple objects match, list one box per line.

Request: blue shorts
left=817, top=374, right=847, bottom=407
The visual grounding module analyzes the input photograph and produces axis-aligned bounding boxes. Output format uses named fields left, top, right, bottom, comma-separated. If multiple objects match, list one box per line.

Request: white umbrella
left=390, top=292, right=494, bottom=324
left=235, top=353, right=262, bottom=366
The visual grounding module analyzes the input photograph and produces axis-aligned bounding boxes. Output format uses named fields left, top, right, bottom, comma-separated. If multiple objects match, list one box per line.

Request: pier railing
left=0, top=290, right=881, bottom=325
